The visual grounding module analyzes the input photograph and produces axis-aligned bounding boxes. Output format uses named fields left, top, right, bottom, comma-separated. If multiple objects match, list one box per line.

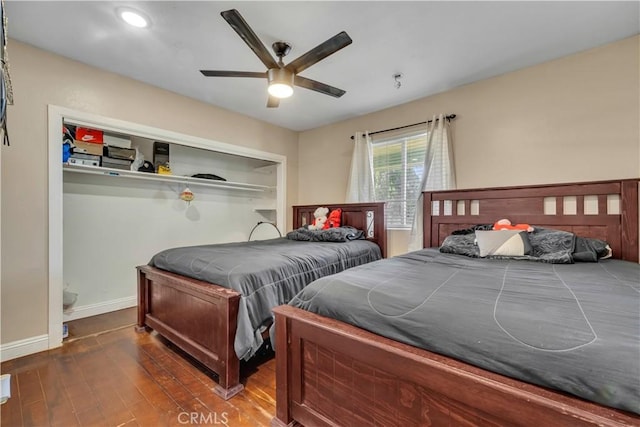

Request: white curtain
left=408, top=114, right=456, bottom=251
left=345, top=131, right=375, bottom=203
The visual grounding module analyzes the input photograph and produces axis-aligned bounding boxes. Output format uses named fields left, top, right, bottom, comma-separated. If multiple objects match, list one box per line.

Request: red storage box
left=76, top=127, right=104, bottom=143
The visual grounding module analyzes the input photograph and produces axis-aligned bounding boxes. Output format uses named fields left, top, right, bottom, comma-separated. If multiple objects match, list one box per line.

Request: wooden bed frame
left=272, top=179, right=640, bottom=427
left=136, top=202, right=386, bottom=400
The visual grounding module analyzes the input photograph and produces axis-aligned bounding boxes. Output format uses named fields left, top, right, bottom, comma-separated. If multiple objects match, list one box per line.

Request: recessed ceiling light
left=118, top=8, right=149, bottom=28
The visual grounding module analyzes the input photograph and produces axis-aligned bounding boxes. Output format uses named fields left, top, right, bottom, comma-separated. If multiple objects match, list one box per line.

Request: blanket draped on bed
left=286, top=225, right=366, bottom=242
left=440, top=227, right=610, bottom=263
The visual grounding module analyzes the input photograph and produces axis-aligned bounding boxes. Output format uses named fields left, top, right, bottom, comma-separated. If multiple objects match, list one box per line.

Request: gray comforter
left=149, top=237, right=381, bottom=360
left=289, top=249, right=640, bottom=414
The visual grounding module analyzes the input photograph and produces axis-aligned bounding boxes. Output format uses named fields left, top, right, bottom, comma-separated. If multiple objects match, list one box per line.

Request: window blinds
left=372, top=131, right=427, bottom=228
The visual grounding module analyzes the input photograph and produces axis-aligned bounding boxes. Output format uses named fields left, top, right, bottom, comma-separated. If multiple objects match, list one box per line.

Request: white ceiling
left=6, top=1, right=639, bottom=131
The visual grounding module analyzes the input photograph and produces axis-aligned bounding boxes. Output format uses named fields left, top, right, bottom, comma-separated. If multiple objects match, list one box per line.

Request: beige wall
left=2, top=35, right=639, bottom=346
left=1, top=40, right=299, bottom=344
left=298, top=36, right=640, bottom=256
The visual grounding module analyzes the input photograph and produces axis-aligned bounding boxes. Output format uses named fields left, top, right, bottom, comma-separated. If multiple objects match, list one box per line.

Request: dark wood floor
left=65, top=307, right=137, bottom=341
left=1, top=316, right=276, bottom=426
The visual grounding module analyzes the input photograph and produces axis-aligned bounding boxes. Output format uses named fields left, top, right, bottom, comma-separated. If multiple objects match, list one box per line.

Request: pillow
left=475, top=230, right=532, bottom=257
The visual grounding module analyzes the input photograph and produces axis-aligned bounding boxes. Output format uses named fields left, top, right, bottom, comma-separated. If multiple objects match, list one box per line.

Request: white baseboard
left=0, top=296, right=138, bottom=362
left=63, top=295, right=137, bottom=322
left=0, top=334, right=49, bottom=362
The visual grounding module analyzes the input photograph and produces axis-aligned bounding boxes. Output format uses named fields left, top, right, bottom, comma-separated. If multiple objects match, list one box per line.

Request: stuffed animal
left=493, top=219, right=534, bottom=232
left=308, top=207, right=329, bottom=230
left=326, top=208, right=342, bottom=229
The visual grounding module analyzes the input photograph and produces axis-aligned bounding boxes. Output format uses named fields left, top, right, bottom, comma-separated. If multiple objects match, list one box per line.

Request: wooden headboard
left=423, top=179, right=639, bottom=262
left=292, top=202, right=387, bottom=258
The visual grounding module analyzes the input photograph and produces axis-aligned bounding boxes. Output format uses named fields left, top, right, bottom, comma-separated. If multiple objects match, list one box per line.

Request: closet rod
left=350, top=114, right=456, bottom=140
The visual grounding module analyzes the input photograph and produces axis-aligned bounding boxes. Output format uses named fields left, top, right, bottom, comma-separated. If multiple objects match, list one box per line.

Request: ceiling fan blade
left=267, top=96, right=280, bottom=108
left=294, top=75, right=346, bottom=98
left=286, top=31, right=352, bottom=75
left=221, top=9, right=279, bottom=70
left=200, top=70, right=266, bottom=78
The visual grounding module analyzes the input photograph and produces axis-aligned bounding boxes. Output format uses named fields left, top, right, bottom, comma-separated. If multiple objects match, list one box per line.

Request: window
left=372, top=131, right=427, bottom=228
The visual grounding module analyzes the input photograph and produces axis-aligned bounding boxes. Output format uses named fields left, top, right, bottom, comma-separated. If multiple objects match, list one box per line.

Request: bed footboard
left=272, top=305, right=639, bottom=427
left=137, top=265, right=244, bottom=399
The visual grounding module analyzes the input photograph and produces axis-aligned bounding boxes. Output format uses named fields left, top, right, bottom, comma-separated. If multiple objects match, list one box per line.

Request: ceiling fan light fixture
left=268, top=83, right=293, bottom=98
left=267, top=68, right=294, bottom=98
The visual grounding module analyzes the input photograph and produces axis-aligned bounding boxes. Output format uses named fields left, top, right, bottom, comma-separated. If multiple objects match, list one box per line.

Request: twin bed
left=272, top=179, right=640, bottom=426
left=136, top=202, right=386, bottom=399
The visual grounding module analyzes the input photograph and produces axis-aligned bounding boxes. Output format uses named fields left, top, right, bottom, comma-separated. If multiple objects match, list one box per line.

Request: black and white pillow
left=475, top=230, right=533, bottom=257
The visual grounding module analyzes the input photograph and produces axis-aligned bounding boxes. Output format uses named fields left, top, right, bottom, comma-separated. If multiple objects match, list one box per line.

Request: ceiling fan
left=200, top=9, right=352, bottom=108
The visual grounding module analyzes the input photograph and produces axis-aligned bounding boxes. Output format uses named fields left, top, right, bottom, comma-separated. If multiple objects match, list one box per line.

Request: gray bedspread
left=149, top=237, right=381, bottom=360
left=289, top=249, right=640, bottom=414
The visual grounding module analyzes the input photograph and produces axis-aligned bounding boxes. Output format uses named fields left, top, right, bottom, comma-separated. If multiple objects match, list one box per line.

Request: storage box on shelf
left=105, top=146, right=135, bottom=161
left=74, top=140, right=103, bottom=156
left=68, top=153, right=100, bottom=167
left=104, top=134, right=131, bottom=148
left=153, top=141, right=170, bottom=172
left=101, top=157, right=132, bottom=170
left=76, top=127, right=103, bottom=143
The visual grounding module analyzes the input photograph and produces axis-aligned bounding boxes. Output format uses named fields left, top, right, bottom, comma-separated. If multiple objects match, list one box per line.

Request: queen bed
left=136, top=202, right=386, bottom=399
left=272, top=179, right=639, bottom=426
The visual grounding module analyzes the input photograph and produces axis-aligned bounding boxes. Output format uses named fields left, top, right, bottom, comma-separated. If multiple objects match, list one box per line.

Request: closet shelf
left=63, top=164, right=272, bottom=193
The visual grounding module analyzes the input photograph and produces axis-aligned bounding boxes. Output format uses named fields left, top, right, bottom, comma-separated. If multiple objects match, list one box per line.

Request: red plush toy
left=493, top=219, right=534, bottom=232
left=324, top=208, right=342, bottom=230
